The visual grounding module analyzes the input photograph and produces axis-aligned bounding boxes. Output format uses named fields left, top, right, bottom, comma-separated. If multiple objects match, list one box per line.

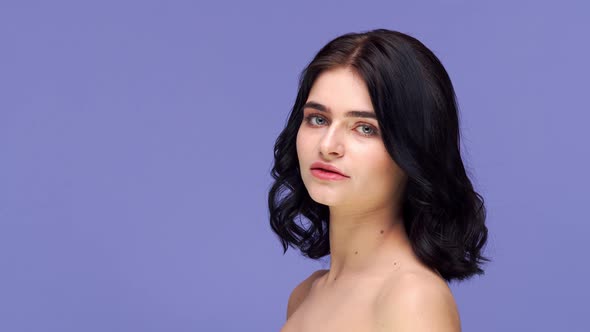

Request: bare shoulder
left=286, top=269, right=328, bottom=320
left=374, top=270, right=461, bottom=332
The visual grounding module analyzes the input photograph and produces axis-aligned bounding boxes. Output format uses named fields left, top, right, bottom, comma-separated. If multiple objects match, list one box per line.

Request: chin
left=306, top=186, right=345, bottom=207
left=301, top=173, right=348, bottom=205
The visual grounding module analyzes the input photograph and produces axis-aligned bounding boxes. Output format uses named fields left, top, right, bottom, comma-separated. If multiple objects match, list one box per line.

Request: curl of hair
left=268, top=28, right=490, bottom=282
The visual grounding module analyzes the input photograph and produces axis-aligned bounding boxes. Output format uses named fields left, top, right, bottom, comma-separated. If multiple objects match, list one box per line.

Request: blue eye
left=304, top=114, right=326, bottom=126
left=356, top=124, right=377, bottom=137
left=303, top=114, right=379, bottom=137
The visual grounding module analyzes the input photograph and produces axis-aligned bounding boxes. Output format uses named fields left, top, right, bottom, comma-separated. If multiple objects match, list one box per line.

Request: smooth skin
left=280, top=67, right=460, bottom=332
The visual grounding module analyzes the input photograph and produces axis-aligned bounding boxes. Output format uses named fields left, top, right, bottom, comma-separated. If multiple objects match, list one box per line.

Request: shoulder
left=374, top=271, right=461, bottom=332
left=286, top=269, right=328, bottom=320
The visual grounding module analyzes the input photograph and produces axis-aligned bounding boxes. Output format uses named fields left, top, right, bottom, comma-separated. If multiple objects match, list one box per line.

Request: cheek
left=363, top=150, right=400, bottom=185
left=296, top=127, right=313, bottom=155
left=295, top=128, right=304, bottom=156
left=296, top=128, right=309, bottom=171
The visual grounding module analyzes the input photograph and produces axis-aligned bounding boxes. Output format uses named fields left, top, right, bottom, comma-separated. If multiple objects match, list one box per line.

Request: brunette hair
left=268, top=28, right=490, bottom=282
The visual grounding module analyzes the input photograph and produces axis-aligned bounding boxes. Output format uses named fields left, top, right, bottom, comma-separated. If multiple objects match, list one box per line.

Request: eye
left=356, top=124, right=379, bottom=137
left=304, top=114, right=327, bottom=126
left=304, top=114, right=379, bottom=137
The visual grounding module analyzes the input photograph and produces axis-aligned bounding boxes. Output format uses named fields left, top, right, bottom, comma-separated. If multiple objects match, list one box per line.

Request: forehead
left=307, top=67, right=374, bottom=112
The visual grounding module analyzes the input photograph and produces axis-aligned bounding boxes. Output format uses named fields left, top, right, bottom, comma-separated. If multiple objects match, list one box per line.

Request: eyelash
left=303, top=114, right=380, bottom=137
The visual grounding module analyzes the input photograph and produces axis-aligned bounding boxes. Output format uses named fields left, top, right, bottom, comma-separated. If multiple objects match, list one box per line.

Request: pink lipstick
left=310, top=161, right=349, bottom=181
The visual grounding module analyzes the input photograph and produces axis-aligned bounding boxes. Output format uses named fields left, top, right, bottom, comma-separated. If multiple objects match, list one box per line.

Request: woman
left=268, top=28, right=489, bottom=332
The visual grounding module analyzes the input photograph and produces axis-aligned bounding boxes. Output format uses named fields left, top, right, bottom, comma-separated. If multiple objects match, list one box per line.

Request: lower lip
left=310, top=169, right=348, bottom=181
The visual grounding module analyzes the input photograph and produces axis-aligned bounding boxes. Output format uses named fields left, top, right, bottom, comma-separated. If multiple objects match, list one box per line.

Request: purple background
left=1, top=1, right=588, bottom=331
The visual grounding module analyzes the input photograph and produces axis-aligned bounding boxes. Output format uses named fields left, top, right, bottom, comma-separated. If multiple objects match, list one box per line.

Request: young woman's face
left=296, top=67, right=406, bottom=212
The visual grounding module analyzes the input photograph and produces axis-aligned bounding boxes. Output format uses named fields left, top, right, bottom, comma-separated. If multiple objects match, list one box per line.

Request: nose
left=319, top=126, right=344, bottom=159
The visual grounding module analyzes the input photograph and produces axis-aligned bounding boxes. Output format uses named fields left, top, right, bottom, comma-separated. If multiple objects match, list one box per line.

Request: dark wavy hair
left=268, top=28, right=489, bottom=282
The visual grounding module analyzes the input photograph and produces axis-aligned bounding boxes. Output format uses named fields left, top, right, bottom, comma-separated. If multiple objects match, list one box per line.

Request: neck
left=322, top=205, right=412, bottom=284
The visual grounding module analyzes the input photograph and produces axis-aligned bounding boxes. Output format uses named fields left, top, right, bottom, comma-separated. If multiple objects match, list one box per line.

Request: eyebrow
left=303, top=101, right=377, bottom=119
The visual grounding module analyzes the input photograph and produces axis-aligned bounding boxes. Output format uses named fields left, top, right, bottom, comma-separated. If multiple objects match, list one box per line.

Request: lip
left=310, top=161, right=349, bottom=178
left=310, top=169, right=348, bottom=181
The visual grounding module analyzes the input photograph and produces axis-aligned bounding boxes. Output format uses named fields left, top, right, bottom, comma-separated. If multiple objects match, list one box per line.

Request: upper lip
left=310, top=161, right=349, bottom=177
